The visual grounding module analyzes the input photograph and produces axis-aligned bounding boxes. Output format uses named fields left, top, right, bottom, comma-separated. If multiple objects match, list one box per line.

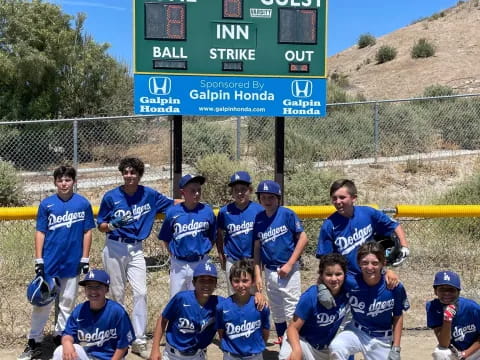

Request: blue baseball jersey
left=63, top=299, right=135, bottom=360
left=347, top=274, right=410, bottom=332
left=36, top=193, right=95, bottom=278
left=317, top=206, right=399, bottom=275
left=426, top=297, right=480, bottom=351
left=162, top=290, right=222, bottom=351
left=217, top=201, right=264, bottom=260
left=97, top=185, right=173, bottom=241
left=158, top=203, right=216, bottom=258
left=216, top=295, right=270, bottom=356
left=294, top=285, right=349, bottom=348
left=253, top=207, right=304, bottom=267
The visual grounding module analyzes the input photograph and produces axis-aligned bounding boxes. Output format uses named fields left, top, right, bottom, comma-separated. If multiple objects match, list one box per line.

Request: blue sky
left=48, top=0, right=459, bottom=71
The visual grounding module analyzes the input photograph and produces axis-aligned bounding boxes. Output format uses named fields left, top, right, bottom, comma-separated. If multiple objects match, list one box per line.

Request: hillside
left=327, top=0, right=480, bottom=100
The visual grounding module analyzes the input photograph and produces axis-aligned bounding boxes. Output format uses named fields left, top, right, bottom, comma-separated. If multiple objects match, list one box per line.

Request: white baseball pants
left=224, top=351, right=263, bottom=360
left=433, top=346, right=480, bottom=360
left=102, top=238, right=147, bottom=344
left=163, top=343, right=206, bottom=360
left=329, top=325, right=391, bottom=360
left=28, top=276, right=79, bottom=342
left=264, top=262, right=301, bottom=323
left=169, top=256, right=209, bottom=299
left=278, top=335, right=329, bottom=360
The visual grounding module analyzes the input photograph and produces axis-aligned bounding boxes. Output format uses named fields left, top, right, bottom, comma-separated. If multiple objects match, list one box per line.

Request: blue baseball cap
left=79, top=269, right=110, bottom=286
left=193, top=262, right=218, bottom=278
left=256, top=180, right=282, bottom=196
left=433, top=271, right=461, bottom=290
left=228, top=171, right=252, bottom=186
left=179, top=174, right=206, bottom=189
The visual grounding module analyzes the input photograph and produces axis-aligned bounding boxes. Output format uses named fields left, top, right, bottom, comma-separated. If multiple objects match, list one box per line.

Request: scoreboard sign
left=134, top=0, right=328, bottom=116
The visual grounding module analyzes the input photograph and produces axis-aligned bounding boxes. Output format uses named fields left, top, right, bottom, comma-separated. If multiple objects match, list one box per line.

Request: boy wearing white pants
left=253, top=180, right=308, bottom=345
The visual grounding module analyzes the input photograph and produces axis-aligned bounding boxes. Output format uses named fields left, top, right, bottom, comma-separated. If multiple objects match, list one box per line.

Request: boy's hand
left=77, top=258, right=90, bottom=275
left=385, top=269, right=400, bottom=289
left=278, top=263, right=292, bottom=278
left=254, top=292, right=268, bottom=311
left=444, top=304, right=456, bottom=322
left=34, top=259, right=45, bottom=277
left=387, top=346, right=401, bottom=360
left=108, top=214, right=135, bottom=231
left=317, top=283, right=336, bottom=309
left=392, top=247, right=410, bottom=266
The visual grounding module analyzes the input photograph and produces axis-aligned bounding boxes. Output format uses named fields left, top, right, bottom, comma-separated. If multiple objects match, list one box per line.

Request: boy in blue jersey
left=426, top=270, right=480, bottom=360
left=216, top=171, right=264, bottom=295
left=316, top=179, right=409, bottom=277
left=253, top=180, right=308, bottom=345
left=97, top=157, right=174, bottom=358
left=279, top=254, right=349, bottom=360
left=159, top=174, right=216, bottom=299
left=52, top=269, right=135, bottom=360
left=329, top=242, right=410, bottom=360
left=216, top=259, right=270, bottom=360
left=149, top=262, right=222, bottom=360
left=19, top=165, right=95, bottom=360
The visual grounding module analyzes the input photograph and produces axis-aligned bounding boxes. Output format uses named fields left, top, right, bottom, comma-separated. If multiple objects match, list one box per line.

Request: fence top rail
left=3, top=204, right=480, bottom=221
left=1, top=93, right=479, bottom=124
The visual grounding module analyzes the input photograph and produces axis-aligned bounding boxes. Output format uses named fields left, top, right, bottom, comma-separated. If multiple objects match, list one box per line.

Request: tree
left=0, top=0, right=132, bottom=120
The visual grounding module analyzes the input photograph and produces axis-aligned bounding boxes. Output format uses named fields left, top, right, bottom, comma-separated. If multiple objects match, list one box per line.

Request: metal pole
left=73, top=119, right=78, bottom=192
left=236, top=116, right=241, bottom=161
left=172, top=115, right=182, bottom=199
left=274, top=116, right=285, bottom=205
left=373, top=102, right=379, bottom=164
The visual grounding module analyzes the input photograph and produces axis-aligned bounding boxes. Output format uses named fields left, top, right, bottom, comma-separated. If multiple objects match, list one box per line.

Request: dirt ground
left=1, top=329, right=436, bottom=359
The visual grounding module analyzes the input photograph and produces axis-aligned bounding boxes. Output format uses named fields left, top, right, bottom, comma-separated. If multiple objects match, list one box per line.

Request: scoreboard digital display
left=134, top=0, right=327, bottom=77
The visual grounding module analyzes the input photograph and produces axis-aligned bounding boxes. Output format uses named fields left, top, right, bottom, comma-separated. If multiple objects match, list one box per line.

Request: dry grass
left=328, top=0, right=480, bottom=99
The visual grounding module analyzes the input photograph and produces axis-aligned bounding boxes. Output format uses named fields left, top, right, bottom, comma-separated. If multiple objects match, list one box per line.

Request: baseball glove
left=373, top=233, right=402, bottom=266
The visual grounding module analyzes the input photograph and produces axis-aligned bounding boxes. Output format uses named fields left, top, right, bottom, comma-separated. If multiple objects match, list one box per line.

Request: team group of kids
left=18, top=157, right=480, bottom=360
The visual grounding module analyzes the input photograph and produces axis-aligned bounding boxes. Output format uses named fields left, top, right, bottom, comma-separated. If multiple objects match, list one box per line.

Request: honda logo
left=291, top=80, right=312, bottom=98
left=149, top=77, right=171, bottom=96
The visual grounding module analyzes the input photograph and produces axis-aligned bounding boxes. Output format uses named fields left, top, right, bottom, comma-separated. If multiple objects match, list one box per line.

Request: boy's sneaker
left=131, top=342, right=149, bottom=359
left=17, top=339, right=42, bottom=360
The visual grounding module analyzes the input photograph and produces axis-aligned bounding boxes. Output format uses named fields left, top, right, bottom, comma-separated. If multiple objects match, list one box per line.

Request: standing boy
left=216, top=171, right=264, bottom=294
left=159, top=174, right=216, bottom=298
left=253, top=180, right=308, bottom=345
left=52, top=269, right=135, bottom=360
left=97, top=157, right=174, bottom=358
left=426, top=271, right=480, bottom=360
left=149, top=262, right=222, bottom=360
left=19, top=165, right=95, bottom=360
left=216, top=259, right=270, bottom=360
left=316, top=179, right=409, bottom=277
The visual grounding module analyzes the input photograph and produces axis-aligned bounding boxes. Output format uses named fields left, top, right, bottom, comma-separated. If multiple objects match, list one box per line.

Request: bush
left=358, top=33, right=376, bottom=48
left=0, top=160, right=23, bottom=206
left=423, top=84, right=455, bottom=97
left=375, top=45, right=397, bottom=64
left=411, top=38, right=435, bottom=58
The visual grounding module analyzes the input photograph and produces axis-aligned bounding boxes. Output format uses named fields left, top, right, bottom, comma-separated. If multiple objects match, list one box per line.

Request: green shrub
left=183, top=121, right=234, bottom=165
left=358, top=33, right=376, bottom=48
left=194, top=154, right=254, bottom=207
left=330, top=72, right=349, bottom=88
left=411, top=38, right=435, bottom=58
left=0, top=160, right=23, bottom=206
left=375, top=45, right=397, bottom=64
left=423, top=84, right=455, bottom=97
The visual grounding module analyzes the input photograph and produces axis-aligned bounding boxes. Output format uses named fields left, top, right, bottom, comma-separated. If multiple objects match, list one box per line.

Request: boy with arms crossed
left=19, top=165, right=95, bottom=360
left=159, top=174, right=216, bottom=298
left=253, top=180, right=308, bottom=345
left=426, top=271, right=480, bottom=360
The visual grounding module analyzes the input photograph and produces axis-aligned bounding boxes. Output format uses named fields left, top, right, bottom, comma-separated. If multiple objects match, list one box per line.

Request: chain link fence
left=1, top=93, right=479, bottom=205
left=2, top=94, right=480, bottom=344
